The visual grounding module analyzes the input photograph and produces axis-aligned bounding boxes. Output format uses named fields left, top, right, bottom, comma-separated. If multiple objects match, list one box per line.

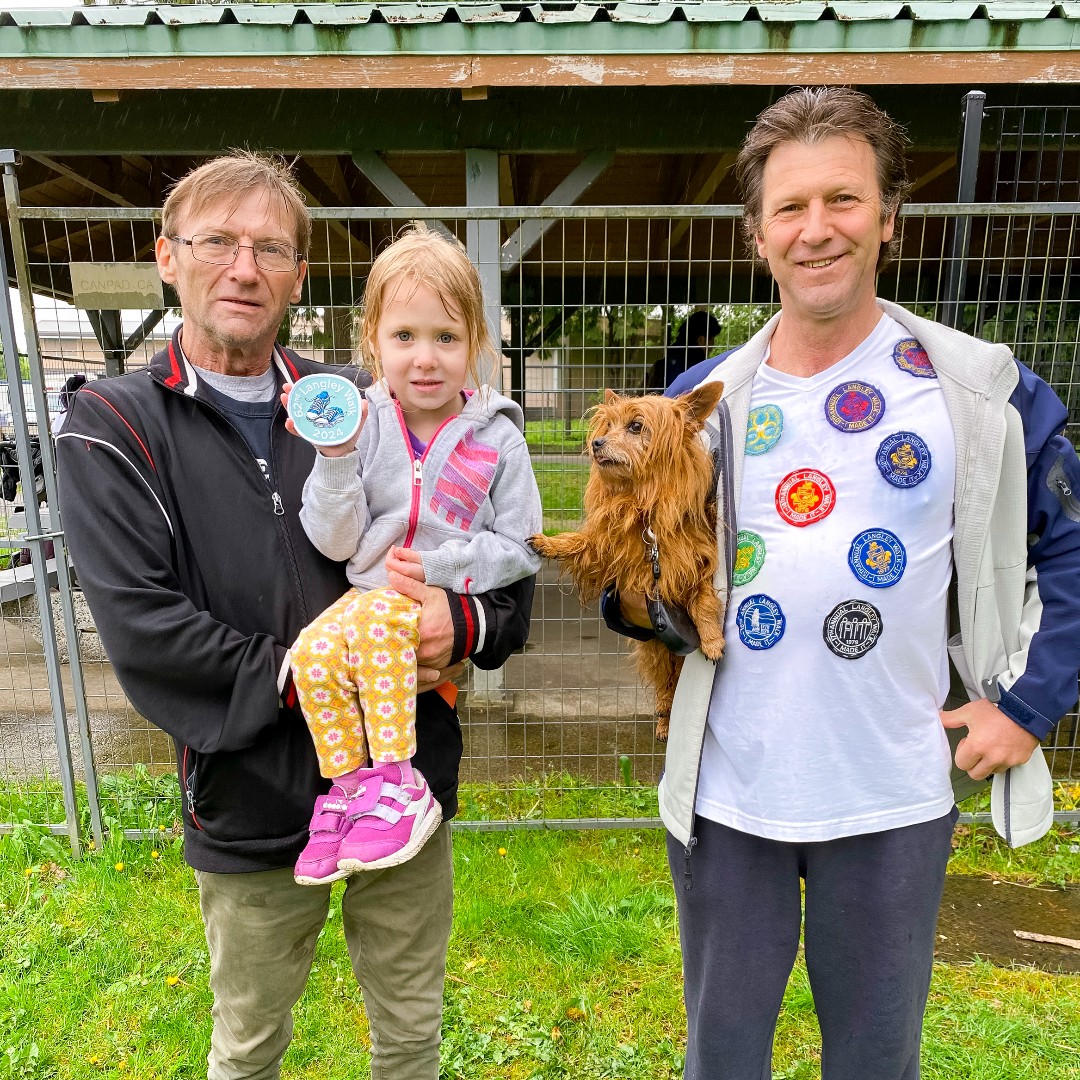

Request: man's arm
left=388, top=568, right=535, bottom=682
left=57, top=389, right=291, bottom=755
left=942, top=364, right=1080, bottom=776
left=600, top=585, right=655, bottom=641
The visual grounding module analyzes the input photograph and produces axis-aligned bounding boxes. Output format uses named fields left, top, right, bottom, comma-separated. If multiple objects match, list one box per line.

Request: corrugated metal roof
left=0, top=1, right=1076, bottom=82
left=0, top=1, right=1078, bottom=33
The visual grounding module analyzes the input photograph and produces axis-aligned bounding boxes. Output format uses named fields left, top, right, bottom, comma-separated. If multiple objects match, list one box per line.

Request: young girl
left=287, top=225, right=542, bottom=885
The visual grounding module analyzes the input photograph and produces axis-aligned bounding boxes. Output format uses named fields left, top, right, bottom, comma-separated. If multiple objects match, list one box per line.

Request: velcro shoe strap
left=346, top=782, right=383, bottom=818
left=368, top=803, right=402, bottom=825
left=310, top=801, right=349, bottom=833
left=379, top=782, right=410, bottom=805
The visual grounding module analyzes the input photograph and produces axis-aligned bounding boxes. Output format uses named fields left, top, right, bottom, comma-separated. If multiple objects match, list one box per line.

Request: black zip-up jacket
left=56, top=327, right=534, bottom=872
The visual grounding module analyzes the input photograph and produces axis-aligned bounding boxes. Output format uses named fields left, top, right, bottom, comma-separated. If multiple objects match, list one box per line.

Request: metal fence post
left=465, top=151, right=511, bottom=705
left=941, top=90, right=986, bottom=330
left=0, top=152, right=90, bottom=856
left=6, top=169, right=105, bottom=850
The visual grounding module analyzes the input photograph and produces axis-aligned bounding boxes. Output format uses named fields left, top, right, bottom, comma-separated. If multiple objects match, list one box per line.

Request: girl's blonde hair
left=356, top=223, right=496, bottom=387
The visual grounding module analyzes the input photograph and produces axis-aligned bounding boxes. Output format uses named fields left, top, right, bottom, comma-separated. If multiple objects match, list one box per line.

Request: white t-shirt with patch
left=695, top=314, right=957, bottom=842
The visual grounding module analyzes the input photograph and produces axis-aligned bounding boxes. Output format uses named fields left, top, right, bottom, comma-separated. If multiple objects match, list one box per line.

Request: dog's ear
left=682, top=381, right=724, bottom=430
left=603, top=388, right=619, bottom=405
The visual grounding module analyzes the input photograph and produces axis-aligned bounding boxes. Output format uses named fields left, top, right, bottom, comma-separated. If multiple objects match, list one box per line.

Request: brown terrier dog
left=530, top=383, right=726, bottom=739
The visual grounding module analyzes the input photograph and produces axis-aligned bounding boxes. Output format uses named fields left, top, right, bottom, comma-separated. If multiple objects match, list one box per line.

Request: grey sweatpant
left=667, top=810, right=956, bottom=1080
left=195, top=821, right=453, bottom=1080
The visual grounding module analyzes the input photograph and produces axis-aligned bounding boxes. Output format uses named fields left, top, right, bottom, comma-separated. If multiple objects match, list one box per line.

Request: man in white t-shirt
left=606, top=88, right=1080, bottom=1079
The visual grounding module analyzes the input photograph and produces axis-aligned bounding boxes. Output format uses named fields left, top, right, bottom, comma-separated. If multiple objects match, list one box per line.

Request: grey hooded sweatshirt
left=300, top=380, right=542, bottom=595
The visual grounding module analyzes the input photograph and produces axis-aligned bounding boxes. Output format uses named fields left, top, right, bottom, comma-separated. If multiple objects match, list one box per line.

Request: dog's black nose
left=592, top=437, right=606, bottom=453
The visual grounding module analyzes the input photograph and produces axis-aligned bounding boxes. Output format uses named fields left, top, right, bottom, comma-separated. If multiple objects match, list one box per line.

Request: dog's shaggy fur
left=530, top=384, right=726, bottom=739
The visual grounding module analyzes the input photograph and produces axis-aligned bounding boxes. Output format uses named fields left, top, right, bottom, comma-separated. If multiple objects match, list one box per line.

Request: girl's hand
left=385, top=546, right=427, bottom=583
left=279, top=382, right=366, bottom=456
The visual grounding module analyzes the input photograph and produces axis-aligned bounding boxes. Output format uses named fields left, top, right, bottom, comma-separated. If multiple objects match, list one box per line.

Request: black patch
left=822, top=599, right=883, bottom=659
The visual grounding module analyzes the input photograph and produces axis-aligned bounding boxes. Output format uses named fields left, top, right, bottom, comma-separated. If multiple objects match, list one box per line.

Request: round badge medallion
left=775, top=469, right=836, bottom=527
left=892, top=338, right=937, bottom=379
left=736, top=593, right=785, bottom=651
left=848, top=528, right=907, bottom=588
left=876, top=431, right=932, bottom=489
left=732, top=530, right=766, bottom=586
left=288, top=373, right=365, bottom=447
left=825, top=381, right=885, bottom=433
left=822, top=599, right=883, bottom=659
left=745, top=404, right=784, bottom=456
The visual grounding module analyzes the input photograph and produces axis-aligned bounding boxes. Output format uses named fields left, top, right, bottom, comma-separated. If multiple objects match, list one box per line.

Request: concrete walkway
left=0, top=561, right=663, bottom=786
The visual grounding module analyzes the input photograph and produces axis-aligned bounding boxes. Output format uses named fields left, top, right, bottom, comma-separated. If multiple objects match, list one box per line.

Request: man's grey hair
left=161, top=149, right=311, bottom=257
left=735, top=87, right=911, bottom=271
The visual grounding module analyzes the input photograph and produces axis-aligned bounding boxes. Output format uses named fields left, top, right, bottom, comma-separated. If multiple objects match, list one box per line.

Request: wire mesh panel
left=2, top=200, right=1078, bottom=839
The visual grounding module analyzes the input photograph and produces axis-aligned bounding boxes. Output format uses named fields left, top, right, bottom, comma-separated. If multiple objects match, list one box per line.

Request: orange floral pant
left=291, top=587, right=421, bottom=776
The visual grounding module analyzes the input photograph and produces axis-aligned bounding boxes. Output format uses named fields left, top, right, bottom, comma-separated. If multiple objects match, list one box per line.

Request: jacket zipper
left=171, top=374, right=312, bottom=625
left=182, top=745, right=203, bottom=831
left=681, top=399, right=737, bottom=890
left=404, top=457, right=423, bottom=548
left=393, top=402, right=457, bottom=550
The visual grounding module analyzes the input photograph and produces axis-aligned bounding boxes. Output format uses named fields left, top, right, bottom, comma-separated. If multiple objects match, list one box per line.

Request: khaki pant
left=195, top=822, right=453, bottom=1080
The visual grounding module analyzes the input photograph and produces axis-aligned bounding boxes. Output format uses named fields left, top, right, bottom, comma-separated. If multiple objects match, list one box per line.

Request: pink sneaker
left=294, top=785, right=355, bottom=886
left=337, top=762, right=442, bottom=872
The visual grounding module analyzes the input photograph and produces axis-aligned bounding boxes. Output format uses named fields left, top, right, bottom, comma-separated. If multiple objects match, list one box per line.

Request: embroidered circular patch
left=848, top=528, right=907, bottom=588
left=745, top=404, right=784, bottom=455
left=824, top=381, right=885, bottom=432
left=876, top=431, right=932, bottom=489
left=736, top=593, right=785, bottom=650
left=775, top=469, right=836, bottom=527
left=892, top=338, right=937, bottom=379
left=288, top=373, right=364, bottom=447
left=822, top=599, right=883, bottom=659
left=732, top=530, right=766, bottom=586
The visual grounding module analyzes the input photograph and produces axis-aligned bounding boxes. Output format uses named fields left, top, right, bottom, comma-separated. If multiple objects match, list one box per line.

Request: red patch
left=775, top=468, right=836, bottom=527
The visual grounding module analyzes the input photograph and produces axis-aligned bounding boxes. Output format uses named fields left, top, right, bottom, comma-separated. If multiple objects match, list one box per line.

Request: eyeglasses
left=169, top=233, right=302, bottom=273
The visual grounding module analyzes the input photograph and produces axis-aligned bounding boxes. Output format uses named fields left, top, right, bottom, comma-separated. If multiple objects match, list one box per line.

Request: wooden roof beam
left=669, top=153, right=738, bottom=249
left=501, top=151, right=613, bottom=274
left=27, top=154, right=136, bottom=208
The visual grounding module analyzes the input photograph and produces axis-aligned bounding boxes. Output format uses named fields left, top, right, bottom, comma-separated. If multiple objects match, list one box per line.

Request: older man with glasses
left=56, top=150, right=534, bottom=1080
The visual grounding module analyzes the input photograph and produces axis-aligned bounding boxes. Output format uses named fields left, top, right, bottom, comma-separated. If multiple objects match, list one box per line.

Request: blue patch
left=876, top=431, right=932, bottom=488
left=745, top=404, right=784, bottom=455
left=893, top=338, right=937, bottom=379
left=848, top=529, right=907, bottom=588
left=824, top=381, right=885, bottom=432
left=288, top=373, right=364, bottom=447
left=736, top=593, right=785, bottom=650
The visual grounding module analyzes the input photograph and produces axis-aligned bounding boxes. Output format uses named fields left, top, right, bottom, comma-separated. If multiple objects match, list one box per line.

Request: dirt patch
left=937, top=875, right=1080, bottom=973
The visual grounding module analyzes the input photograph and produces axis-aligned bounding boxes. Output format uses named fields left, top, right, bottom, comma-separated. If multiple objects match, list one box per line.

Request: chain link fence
left=1, top=189, right=1077, bottom=850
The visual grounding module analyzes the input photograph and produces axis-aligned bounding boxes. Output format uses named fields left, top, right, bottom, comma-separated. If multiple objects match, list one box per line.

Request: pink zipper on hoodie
left=392, top=400, right=458, bottom=550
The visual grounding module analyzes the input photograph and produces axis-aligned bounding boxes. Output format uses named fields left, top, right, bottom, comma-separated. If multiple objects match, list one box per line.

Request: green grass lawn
left=525, top=419, right=591, bottom=456
left=3, top=791, right=1079, bottom=1080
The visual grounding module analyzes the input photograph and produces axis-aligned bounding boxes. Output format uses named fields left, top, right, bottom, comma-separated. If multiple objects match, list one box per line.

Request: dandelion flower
left=150, top=851, right=160, bottom=860
left=498, top=847, right=507, bottom=857
left=114, top=862, right=124, bottom=872
left=166, top=975, right=180, bottom=987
